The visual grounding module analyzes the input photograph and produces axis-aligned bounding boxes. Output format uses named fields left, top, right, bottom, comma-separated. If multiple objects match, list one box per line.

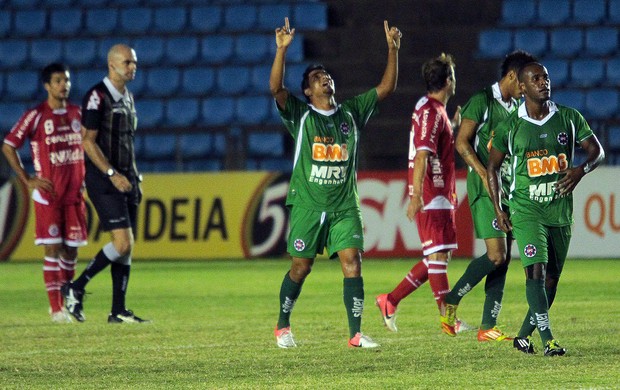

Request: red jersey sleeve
left=3, top=108, right=39, bottom=149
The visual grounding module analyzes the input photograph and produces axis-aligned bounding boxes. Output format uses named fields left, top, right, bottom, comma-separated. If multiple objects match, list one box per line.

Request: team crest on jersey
left=340, top=122, right=350, bottom=136
left=524, top=244, right=537, bottom=258
left=48, top=224, right=60, bottom=237
left=557, top=132, right=568, bottom=146
left=71, top=119, right=81, bottom=133
left=492, top=218, right=501, bottom=231
left=293, top=239, right=306, bottom=252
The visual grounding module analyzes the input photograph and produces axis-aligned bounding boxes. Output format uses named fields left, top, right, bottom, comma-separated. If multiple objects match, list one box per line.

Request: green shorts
left=470, top=196, right=508, bottom=240
left=511, top=215, right=572, bottom=270
left=287, top=205, right=364, bottom=259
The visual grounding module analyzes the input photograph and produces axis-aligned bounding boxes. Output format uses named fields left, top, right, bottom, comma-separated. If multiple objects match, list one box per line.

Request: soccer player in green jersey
left=487, top=62, right=604, bottom=356
left=270, top=17, right=401, bottom=348
left=442, top=51, right=536, bottom=342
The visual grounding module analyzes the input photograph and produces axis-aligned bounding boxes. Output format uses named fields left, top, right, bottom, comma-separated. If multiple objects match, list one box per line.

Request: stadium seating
left=477, top=29, right=512, bottom=59
left=608, top=126, right=620, bottom=149
left=513, top=29, right=547, bottom=57
left=80, top=0, right=109, bottom=6
left=13, top=10, right=46, bottom=37
left=500, top=0, right=536, bottom=26
left=235, top=95, right=271, bottom=125
left=64, top=39, right=98, bottom=68
left=131, top=70, right=146, bottom=98
left=247, top=131, right=284, bottom=158
left=189, top=6, right=222, bottom=33
left=292, top=2, right=328, bottom=30
left=201, top=97, right=235, bottom=126
left=85, top=9, right=118, bottom=36
left=223, top=5, right=257, bottom=32
left=257, top=4, right=291, bottom=31
left=153, top=7, right=187, bottom=33
left=606, top=58, right=620, bottom=87
left=46, top=0, right=73, bottom=6
left=0, top=40, right=28, bottom=69
left=135, top=99, right=164, bottom=129
left=8, top=0, right=39, bottom=8
left=585, top=89, right=618, bottom=119
left=260, top=158, right=291, bottom=173
left=549, top=28, right=583, bottom=58
left=120, top=8, right=153, bottom=35
left=73, top=69, right=104, bottom=99
left=166, top=37, right=199, bottom=66
left=49, top=9, right=83, bottom=37
left=216, top=66, right=250, bottom=95
left=142, top=133, right=177, bottom=160
left=584, top=28, right=618, bottom=57
left=29, top=39, right=63, bottom=68
left=184, top=159, right=223, bottom=172
left=166, top=98, right=200, bottom=127
left=146, top=68, right=180, bottom=98
left=235, top=34, right=271, bottom=64
left=131, top=37, right=164, bottom=67
left=536, top=0, right=570, bottom=26
left=0, top=12, right=10, bottom=37
left=543, top=59, right=569, bottom=87
left=570, top=59, right=605, bottom=87
left=179, top=133, right=212, bottom=159
left=0, top=103, right=27, bottom=131
left=181, top=67, right=215, bottom=96
left=201, top=35, right=234, bottom=64
left=268, top=33, right=304, bottom=62
left=6, top=71, right=39, bottom=101
left=572, top=0, right=606, bottom=25
left=553, top=89, right=586, bottom=113
left=610, top=0, right=620, bottom=24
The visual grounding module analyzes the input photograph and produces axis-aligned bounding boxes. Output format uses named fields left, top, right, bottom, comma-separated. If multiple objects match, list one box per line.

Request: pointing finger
left=285, top=17, right=290, bottom=32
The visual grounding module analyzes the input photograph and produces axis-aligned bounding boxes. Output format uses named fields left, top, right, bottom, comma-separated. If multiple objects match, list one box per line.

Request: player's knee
left=61, top=245, right=78, bottom=260
left=290, top=262, right=312, bottom=281
left=112, top=240, right=133, bottom=257
left=488, top=251, right=507, bottom=266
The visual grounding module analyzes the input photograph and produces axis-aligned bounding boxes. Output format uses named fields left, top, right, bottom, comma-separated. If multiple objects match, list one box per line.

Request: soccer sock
left=518, top=279, right=559, bottom=338
left=480, top=261, right=508, bottom=329
left=277, top=272, right=302, bottom=329
left=73, top=243, right=120, bottom=290
left=444, top=253, right=495, bottom=306
left=59, top=256, right=77, bottom=284
left=43, top=256, right=63, bottom=313
left=388, top=259, right=428, bottom=305
left=111, top=261, right=130, bottom=315
left=343, top=276, right=364, bottom=339
left=427, top=260, right=450, bottom=310
left=525, top=278, right=553, bottom=344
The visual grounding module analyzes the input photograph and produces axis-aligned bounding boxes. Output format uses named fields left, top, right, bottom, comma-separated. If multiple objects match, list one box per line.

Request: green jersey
left=492, top=101, right=594, bottom=226
left=278, top=89, right=378, bottom=212
left=460, top=83, right=517, bottom=205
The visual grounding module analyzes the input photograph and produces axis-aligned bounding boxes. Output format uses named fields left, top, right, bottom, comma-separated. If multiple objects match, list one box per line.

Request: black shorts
left=85, top=167, right=141, bottom=233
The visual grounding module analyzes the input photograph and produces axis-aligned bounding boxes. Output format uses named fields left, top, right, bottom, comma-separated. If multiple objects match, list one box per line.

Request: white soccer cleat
left=375, top=294, right=398, bottom=332
left=348, top=332, right=380, bottom=348
left=274, top=326, right=297, bottom=348
left=455, top=318, right=476, bottom=333
left=51, top=310, right=73, bottom=324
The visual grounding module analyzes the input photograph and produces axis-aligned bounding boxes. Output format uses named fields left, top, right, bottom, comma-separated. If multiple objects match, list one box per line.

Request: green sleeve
left=344, top=89, right=379, bottom=129
left=491, top=116, right=511, bottom=155
left=460, top=90, right=488, bottom=123
left=278, top=94, right=307, bottom=137
left=572, top=108, right=594, bottom=143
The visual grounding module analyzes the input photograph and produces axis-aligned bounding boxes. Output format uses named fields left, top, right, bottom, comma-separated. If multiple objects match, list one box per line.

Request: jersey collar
left=492, top=82, right=515, bottom=111
left=103, top=77, right=130, bottom=103
left=517, top=100, right=559, bottom=125
left=309, top=103, right=338, bottom=116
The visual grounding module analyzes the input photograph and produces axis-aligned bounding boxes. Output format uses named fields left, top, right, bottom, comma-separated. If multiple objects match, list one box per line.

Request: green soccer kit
left=278, top=89, right=379, bottom=257
left=461, top=83, right=518, bottom=239
left=492, top=101, right=593, bottom=266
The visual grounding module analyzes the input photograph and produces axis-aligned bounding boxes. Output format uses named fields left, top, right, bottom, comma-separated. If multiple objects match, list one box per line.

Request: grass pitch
left=1, top=258, right=619, bottom=389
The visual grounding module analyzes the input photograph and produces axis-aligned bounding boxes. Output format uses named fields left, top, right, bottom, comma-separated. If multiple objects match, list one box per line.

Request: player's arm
left=456, top=118, right=489, bottom=193
left=487, top=146, right=511, bottom=232
left=407, top=149, right=429, bottom=222
left=1, top=142, right=54, bottom=194
left=269, top=17, right=295, bottom=110
left=375, top=21, right=401, bottom=101
left=81, top=126, right=133, bottom=193
left=556, top=134, right=605, bottom=196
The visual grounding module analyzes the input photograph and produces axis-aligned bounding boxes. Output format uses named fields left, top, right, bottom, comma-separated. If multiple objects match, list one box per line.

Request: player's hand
left=451, top=106, right=462, bottom=129
left=275, top=17, right=295, bottom=48
left=27, top=176, right=55, bottom=197
left=495, top=210, right=512, bottom=233
left=110, top=172, right=133, bottom=193
left=555, top=166, right=584, bottom=196
left=384, top=21, right=401, bottom=50
left=407, top=194, right=423, bottom=222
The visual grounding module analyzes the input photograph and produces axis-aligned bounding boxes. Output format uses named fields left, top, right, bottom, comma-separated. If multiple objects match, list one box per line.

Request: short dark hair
left=301, top=63, right=328, bottom=102
left=500, top=50, right=537, bottom=78
left=422, top=53, right=455, bottom=93
left=517, top=61, right=544, bottom=82
left=41, top=63, right=69, bottom=84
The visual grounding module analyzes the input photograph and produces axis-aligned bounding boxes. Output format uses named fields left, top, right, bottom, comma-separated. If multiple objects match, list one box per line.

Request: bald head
left=107, top=43, right=137, bottom=89
left=107, top=44, right=133, bottom=63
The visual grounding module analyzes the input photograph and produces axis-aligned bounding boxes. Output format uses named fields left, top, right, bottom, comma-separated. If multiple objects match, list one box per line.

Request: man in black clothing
left=63, top=43, right=149, bottom=324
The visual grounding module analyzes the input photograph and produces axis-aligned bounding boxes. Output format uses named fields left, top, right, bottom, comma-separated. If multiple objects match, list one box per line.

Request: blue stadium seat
left=585, top=28, right=618, bottom=57
left=235, top=95, right=271, bottom=125
left=184, top=159, right=222, bottom=172
left=608, top=126, right=620, bottom=149
left=477, top=29, right=512, bottom=59
left=165, top=37, right=199, bottom=66
left=216, top=66, right=250, bottom=95
left=292, top=3, right=327, bottom=30
left=135, top=99, right=164, bottom=129
left=146, top=68, right=180, bottom=97
left=571, top=59, right=605, bottom=87
left=50, top=9, right=82, bottom=37
left=14, top=10, right=46, bottom=37
left=250, top=64, right=270, bottom=94
left=235, top=34, right=270, bottom=64
left=179, top=133, right=212, bottom=159
left=549, top=28, right=583, bottom=58
left=153, top=7, right=187, bottom=33
left=513, top=29, right=547, bottom=57
left=80, top=0, right=108, bottom=6
left=553, top=89, right=585, bottom=112
left=573, top=0, right=606, bottom=25
left=8, top=0, right=39, bottom=8
left=0, top=40, right=28, bottom=69
left=543, top=59, right=569, bottom=87
left=0, top=12, right=10, bottom=37
left=142, top=134, right=177, bottom=160
left=97, top=37, right=129, bottom=63
left=212, top=132, right=227, bottom=156
left=201, top=97, right=235, bottom=126
left=181, top=67, right=215, bottom=96
left=147, top=160, right=179, bottom=173
left=536, top=0, right=570, bottom=26
left=257, top=4, right=290, bottom=30
left=610, top=0, right=620, bottom=24
left=120, top=8, right=153, bottom=35
left=268, top=33, right=304, bottom=62
left=130, top=69, right=146, bottom=98
left=63, top=39, right=97, bottom=68
left=585, top=89, right=618, bottom=119
left=606, top=58, right=620, bottom=87
left=0, top=103, right=27, bottom=132
left=189, top=6, right=222, bottom=33
left=86, top=9, right=118, bottom=36
left=283, top=63, right=308, bottom=91
left=165, top=98, right=200, bottom=127
left=73, top=69, right=104, bottom=99
left=132, top=37, right=164, bottom=66
left=29, top=39, right=63, bottom=68
left=247, top=131, right=284, bottom=157
left=223, top=5, right=257, bottom=32
left=6, top=71, right=39, bottom=100
left=500, top=0, right=536, bottom=26
left=46, top=0, right=73, bottom=6
left=201, top=35, right=234, bottom=64
left=0, top=74, right=3, bottom=96
left=260, top=158, right=291, bottom=173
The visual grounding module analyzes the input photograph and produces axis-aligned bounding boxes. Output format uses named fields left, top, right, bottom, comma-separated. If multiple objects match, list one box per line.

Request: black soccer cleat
left=108, top=309, right=151, bottom=324
left=513, top=336, right=536, bottom=354
left=544, top=339, right=567, bottom=356
left=62, top=282, right=86, bottom=322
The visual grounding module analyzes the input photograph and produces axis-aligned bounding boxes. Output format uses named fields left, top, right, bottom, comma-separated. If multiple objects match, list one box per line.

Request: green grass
left=1, top=258, right=619, bottom=389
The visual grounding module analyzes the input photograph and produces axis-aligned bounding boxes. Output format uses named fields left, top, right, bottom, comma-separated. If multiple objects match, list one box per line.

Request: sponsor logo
left=524, top=244, right=537, bottom=258
left=535, top=312, right=550, bottom=331
left=309, top=164, right=347, bottom=185
left=294, top=239, right=305, bottom=252
left=456, top=283, right=472, bottom=297
left=312, top=143, right=349, bottom=162
left=48, top=224, right=59, bottom=237
left=527, top=153, right=567, bottom=177
left=557, top=132, right=568, bottom=145
left=86, top=90, right=101, bottom=110
left=340, top=122, right=350, bottom=136
left=490, top=301, right=502, bottom=319
left=49, top=149, right=84, bottom=165
left=352, top=297, right=364, bottom=317
left=281, top=296, right=296, bottom=314
left=492, top=218, right=501, bottom=231
left=529, top=181, right=562, bottom=202
left=71, top=119, right=81, bottom=133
